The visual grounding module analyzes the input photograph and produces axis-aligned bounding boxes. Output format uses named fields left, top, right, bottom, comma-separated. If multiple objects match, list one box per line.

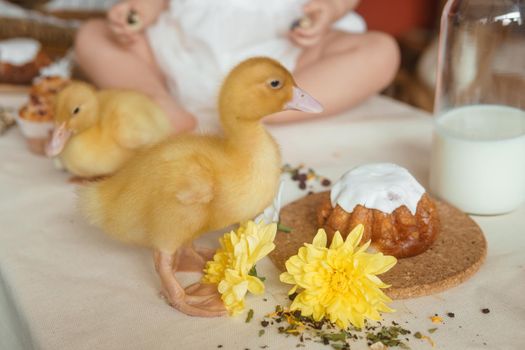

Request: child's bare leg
left=74, top=19, right=196, bottom=132
left=266, top=31, right=400, bottom=123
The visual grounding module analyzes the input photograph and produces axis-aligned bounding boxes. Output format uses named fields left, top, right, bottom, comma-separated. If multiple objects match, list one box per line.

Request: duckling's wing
left=111, top=108, right=168, bottom=150
left=165, top=156, right=215, bottom=205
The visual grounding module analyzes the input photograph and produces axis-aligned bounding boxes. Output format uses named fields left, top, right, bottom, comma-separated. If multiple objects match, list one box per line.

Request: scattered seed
left=321, top=178, right=331, bottom=187
left=282, top=163, right=331, bottom=191
left=447, top=312, right=455, bottom=318
left=481, top=308, right=490, bottom=314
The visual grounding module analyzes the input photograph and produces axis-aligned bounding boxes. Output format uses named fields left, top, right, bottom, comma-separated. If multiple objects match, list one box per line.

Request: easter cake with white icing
left=317, top=163, right=440, bottom=258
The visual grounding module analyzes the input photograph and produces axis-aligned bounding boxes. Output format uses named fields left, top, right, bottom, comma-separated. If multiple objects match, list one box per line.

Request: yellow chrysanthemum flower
left=280, top=224, right=397, bottom=329
left=203, top=220, right=277, bottom=315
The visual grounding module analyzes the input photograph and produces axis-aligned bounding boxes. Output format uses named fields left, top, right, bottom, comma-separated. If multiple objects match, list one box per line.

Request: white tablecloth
left=1, top=94, right=524, bottom=350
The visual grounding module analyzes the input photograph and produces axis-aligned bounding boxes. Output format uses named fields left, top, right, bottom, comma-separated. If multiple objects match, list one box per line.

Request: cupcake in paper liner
left=16, top=95, right=54, bottom=155
left=15, top=76, right=71, bottom=155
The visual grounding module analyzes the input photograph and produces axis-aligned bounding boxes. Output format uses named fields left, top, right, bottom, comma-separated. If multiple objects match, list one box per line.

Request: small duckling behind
left=47, top=82, right=171, bottom=178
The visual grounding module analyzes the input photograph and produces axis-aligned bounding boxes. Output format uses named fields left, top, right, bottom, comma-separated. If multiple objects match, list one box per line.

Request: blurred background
left=0, top=0, right=447, bottom=112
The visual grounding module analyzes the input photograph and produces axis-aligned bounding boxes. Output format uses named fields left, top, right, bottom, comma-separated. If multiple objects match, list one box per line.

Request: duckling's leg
left=173, top=244, right=215, bottom=272
left=154, top=250, right=227, bottom=317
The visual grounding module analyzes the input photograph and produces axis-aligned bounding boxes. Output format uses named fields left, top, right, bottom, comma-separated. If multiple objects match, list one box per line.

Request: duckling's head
left=46, top=82, right=99, bottom=157
left=218, top=57, right=322, bottom=126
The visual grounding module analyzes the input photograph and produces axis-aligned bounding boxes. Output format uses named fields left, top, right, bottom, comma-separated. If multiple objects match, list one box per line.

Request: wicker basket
left=0, top=17, right=76, bottom=56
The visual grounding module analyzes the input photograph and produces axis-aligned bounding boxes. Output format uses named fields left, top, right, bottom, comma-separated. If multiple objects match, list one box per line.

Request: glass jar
left=430, top=0, right=525, bottom=215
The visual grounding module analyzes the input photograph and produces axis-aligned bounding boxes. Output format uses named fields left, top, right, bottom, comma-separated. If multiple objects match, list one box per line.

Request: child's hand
left=107, top=0, right=164, bottom=45
left=289, top=0, right=339, bottom=47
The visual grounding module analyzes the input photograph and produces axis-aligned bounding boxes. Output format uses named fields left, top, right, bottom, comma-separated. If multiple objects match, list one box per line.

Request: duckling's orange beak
left=284, top=87, right=324, bottom=113
left=45, top=122, right=72, bottom=157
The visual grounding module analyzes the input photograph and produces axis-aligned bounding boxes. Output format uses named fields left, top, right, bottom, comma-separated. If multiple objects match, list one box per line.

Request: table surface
left=1, top=94, right=524, bottom=350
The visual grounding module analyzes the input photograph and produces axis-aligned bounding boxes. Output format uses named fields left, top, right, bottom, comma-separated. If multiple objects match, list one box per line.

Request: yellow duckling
left=46, top=82, right=171, bottom=178
left=77, top=57, right=323, bottom=317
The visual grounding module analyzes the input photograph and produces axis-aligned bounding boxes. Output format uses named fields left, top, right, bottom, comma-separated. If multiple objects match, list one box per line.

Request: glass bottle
left=430, top=0, right=525, bottom=215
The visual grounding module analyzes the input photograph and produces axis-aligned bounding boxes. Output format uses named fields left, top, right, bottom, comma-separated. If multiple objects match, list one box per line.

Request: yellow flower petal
left=247, top=275, right=265, bottom=295
left=363, top=254, right=397, bottom=275
left=288, top=285, right=298, bottom=295
left=312, top=229, right=327, bottom=248
left=330, top=231, right=344, bottom=249
left=345, top=224, right=364, bottom=250
left=280, top=272, right=296, bottom=284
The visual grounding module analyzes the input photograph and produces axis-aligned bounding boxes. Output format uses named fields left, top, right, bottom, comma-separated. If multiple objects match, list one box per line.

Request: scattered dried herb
left=258, top=329, right=265, bottom=337
left=428, top=328, right=438, bottom=334
left=481, top=308, right=490, bottom=314
left=413, top=331, right=437, bottom=347
left=277, top=222, right=293, bottom=233
left=246, top=309, right=254, bottom=323
left=248, top=265, right=266, bottom=282
left=366, top=325, right=411, bottom=348
left=261, top=305, right=412, bottom=349
left=430, top=315, right=443, bottom=324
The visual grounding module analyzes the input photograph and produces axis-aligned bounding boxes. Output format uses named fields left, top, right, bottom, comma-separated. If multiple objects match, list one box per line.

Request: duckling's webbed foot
left=173, top=244, right=215, bottom=272
left=154, top=250, right=226, bottom=317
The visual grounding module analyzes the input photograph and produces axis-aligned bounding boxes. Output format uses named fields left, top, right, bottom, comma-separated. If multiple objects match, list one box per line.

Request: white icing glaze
left=0, top=38, right=41, bottom=66
left=38, top=54, right=72, bottom=79
left=330, top=163, right=425, bottom=215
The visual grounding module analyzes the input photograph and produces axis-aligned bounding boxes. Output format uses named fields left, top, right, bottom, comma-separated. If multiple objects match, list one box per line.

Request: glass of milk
left=430, top=0, right=525, bottom=215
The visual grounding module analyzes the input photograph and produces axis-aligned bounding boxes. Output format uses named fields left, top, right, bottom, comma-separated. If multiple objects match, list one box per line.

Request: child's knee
left=365, top=32, right=400, bottom=85
left=74, top=19, right=108, bottom=61
left=369, top=32, right=400, bottom=70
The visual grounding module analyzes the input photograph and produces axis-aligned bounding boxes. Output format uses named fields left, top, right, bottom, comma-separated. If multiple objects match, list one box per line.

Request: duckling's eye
left=267, top=79, right=283, bottom=90
left=72, top=107, right=81, bottom=115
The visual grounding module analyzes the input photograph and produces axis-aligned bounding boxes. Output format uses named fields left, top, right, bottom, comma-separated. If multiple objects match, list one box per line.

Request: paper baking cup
left=15, top=115, right=54, bottom=139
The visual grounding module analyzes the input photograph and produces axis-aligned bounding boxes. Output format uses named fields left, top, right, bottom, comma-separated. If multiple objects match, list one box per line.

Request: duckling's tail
left=76, top=180, right=105, bottom=229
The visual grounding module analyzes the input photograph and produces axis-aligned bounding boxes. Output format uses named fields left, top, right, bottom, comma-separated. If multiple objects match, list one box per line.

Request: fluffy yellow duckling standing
left=46, top=82, right=171, bottom=178
left=78, top=57, right=323, bottom=317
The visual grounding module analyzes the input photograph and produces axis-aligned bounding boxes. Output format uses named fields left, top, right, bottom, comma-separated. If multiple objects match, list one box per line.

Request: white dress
left=146, top=0, right=365, bottom=131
